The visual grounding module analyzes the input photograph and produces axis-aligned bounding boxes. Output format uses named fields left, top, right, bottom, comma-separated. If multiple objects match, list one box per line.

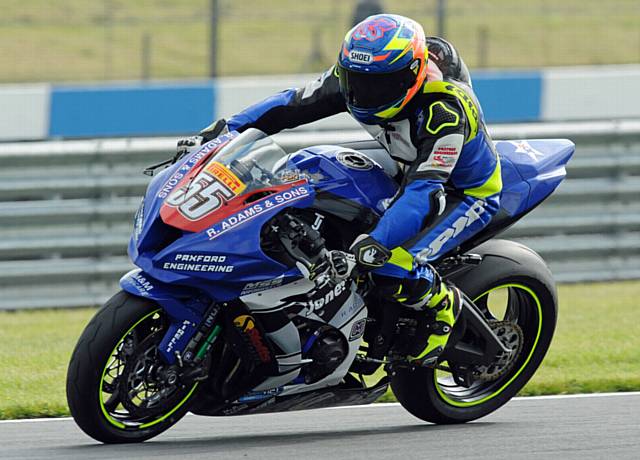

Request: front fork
left=120, top=269, right=220, bottom=366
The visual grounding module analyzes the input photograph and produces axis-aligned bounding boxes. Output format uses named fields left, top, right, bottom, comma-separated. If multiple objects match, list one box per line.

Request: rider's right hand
left=175, top=118, right=229, bottom=161
left=175, top=135, right=204, bottom=160
left=199, top=118, right=229, bottom=142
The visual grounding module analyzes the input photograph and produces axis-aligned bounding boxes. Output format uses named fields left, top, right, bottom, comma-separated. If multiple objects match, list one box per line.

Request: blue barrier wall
left=49, top=82, right=215, bottom=138
left=46, top=72, right=542, bottom=138
left=1, top=65, right=638, bottom=141
left=473, top=71, right=542, bottom=123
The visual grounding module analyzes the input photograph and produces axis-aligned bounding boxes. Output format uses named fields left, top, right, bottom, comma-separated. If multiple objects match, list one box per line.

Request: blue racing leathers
left=223, top=37, right=501, bottom=303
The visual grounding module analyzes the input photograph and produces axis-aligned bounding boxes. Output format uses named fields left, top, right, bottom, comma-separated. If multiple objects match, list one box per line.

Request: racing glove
left=175, top=118, right=229, bottom=159
left=349, top=234, right=392, bottom=270
left=199, top=118, right=229, bottom=142
left=309, top=250, right=357, bottom=287
left=311, top=234, right=391, bottom=286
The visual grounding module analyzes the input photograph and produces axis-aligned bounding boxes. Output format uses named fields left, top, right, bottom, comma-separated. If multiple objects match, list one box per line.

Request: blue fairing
left=287, top=145, right=398, bottom=214
left=494, top=139, right=575, bottom=217
left=121, top=129, right=572, bottom=365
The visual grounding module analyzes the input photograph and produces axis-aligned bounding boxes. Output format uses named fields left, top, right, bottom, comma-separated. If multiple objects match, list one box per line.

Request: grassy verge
left=1, top=280, right=639, bottom=419
left=0, top=0, right=639, bottom=82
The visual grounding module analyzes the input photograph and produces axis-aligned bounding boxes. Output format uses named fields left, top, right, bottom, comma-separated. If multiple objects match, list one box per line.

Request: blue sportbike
left=67, top=129, right=574, bottom=443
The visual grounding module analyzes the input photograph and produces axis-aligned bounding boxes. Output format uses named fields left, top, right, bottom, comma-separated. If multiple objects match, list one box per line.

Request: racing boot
left=406, top=281, right=462, bottom=367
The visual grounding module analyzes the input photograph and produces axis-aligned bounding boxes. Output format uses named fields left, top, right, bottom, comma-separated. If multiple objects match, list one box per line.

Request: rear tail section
left=457, top=139, right=575, bottom=254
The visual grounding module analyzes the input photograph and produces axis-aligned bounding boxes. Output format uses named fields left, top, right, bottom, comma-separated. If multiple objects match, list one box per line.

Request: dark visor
left=337, top=62, right=417, bottom=109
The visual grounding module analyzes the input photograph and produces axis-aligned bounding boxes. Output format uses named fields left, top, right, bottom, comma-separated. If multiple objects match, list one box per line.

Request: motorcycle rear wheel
left=66, top=291, right=198, bottom=443
left=390, top=239, right=558, bottom=424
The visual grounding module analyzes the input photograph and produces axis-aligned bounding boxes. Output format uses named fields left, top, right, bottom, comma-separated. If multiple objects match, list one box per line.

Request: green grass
left=1, top=280, right=639, bottom=419
left=0, top=0, right=638, bottom=83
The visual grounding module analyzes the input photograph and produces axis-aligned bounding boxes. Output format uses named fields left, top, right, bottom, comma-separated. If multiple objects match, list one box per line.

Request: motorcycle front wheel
left=66, top=291, right=199, bottom=443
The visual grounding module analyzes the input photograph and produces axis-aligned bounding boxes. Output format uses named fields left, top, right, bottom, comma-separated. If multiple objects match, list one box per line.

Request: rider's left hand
left=349, top=234, right=392, bottom=269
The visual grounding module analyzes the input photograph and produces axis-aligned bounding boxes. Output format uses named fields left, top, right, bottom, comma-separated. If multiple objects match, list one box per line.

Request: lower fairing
left=191, top=376, right=389, bottom=417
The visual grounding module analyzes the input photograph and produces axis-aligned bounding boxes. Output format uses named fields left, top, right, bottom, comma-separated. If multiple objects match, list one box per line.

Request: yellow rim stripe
left=434, top=283, right=543, bottom=407
left=99, top=309, right=199, bottom=430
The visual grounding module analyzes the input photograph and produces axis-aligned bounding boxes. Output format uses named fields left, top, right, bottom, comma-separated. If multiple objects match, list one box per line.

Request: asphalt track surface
left=1, top=393, right=639, bottom=460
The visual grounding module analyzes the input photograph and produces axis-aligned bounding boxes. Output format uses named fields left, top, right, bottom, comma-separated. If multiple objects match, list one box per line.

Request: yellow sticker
left=205, top=162, right=247, bottom=194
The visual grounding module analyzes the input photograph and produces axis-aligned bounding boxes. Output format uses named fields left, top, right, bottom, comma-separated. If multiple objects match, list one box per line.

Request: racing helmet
left=337, top=14, right=428, bottom=125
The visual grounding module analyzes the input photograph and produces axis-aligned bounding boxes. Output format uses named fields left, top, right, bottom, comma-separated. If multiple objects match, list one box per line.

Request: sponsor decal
left=174, top=254, right=226, bottom=263
left=166, top=319, right=193, bottom=353
left=311, top=212, right=325, bottom=231
left=348, top=49, right=373, bottom=64
left=157, top=135, right=233, bottom=199
left=305, top=280, right=347, bottom=314
left=361, top=247, right=379, bottom=264
left=356, top=244, right=387, bottom=268
left=337, top=296, right=362, bottom=322
left=275, top=169, right=301, bottom=183
left=205, top=162, right=246, bottom=194
left=431, top=146, right=459, bottom=167
left=205, top=185, right=311, bottom=240
left=237, top=387, right=283, bottom=403
left=162, top=263, right=233, bottom=273
left=240, top=276, right=285, bottom=296
left=233, top=314, right=272, bottom=363
left=165, top=166, right=238, bottom=221
left=133, top=199, right=145, bottom=241
left=352, top=17, right=396, bottom=42
left=162, top=253, right=233, bottom=273
left=349, top=318, right=367, bottom=341
left=512, top=141, right=544, bottom=160
left=443, top=83, right=479, bottom=125
left=418, top=133, right=463, bottom=173
left=420, top=200, right=486, bottom=259
left=131, top=272, right=154, bottom=295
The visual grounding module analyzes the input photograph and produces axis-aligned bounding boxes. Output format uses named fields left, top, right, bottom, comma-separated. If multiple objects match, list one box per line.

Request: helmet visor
left=337, top=63, right=417, bottom=110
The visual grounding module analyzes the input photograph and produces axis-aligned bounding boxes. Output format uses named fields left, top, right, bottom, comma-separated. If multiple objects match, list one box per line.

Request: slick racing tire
left=390, top=239, right=558, bottom=424
left=66, top=291, right=199, bottom=443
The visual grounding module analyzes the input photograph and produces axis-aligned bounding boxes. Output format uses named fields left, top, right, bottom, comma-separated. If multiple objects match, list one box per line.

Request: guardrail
left=1, top=120, right=639, bottom=309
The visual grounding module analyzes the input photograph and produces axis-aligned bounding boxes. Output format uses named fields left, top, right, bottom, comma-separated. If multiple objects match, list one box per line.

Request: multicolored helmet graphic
left=337, top=14, right=428, bottom=124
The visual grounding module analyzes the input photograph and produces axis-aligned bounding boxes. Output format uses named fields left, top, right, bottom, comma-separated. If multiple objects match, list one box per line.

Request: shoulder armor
left=425, top=100, right=460, bottom=135
left=423, top=80, right=479, bottom=142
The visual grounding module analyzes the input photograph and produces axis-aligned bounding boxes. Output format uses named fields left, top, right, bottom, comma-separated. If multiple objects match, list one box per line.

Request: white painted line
left=513, top=391, right=640, bottom=401
left=324, top=391, right=640, bottom=410
left=2, top=391, right=639, bottom=423
left=0, top=417, right=72, bottom=424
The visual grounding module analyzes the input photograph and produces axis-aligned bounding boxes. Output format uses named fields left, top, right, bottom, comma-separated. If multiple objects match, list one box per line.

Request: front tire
left=390, top=239, right=558, bottom=424
left=66, top=291, right=198, bottom=443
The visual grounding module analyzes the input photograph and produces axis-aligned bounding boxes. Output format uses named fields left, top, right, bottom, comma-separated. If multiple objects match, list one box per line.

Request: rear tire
left=390, top=239, right=557, bottom=424
left=66, top=291, right=198, bottom=443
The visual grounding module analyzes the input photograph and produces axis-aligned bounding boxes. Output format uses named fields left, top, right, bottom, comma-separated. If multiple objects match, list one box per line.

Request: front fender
left=120, top=269, right=205, bottom=364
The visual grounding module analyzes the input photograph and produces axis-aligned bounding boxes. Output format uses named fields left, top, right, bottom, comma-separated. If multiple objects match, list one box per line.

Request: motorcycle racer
left=187, top=14, right=502, bottom=366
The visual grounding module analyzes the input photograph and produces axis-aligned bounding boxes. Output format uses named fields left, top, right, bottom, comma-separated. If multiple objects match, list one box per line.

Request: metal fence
left=2, top=0, right=640, bottom=83
left=0, top=120, right=639, bottom=310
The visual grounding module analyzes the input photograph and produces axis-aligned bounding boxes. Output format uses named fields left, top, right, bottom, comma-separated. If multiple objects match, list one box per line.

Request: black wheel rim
left=434, top=283, right=543, bottom=407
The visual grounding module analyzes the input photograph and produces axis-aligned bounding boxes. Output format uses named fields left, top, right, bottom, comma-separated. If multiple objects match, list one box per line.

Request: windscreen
left=161, top=129, right=303, bottom=224
left=211, top=128, right=300, bottom=195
